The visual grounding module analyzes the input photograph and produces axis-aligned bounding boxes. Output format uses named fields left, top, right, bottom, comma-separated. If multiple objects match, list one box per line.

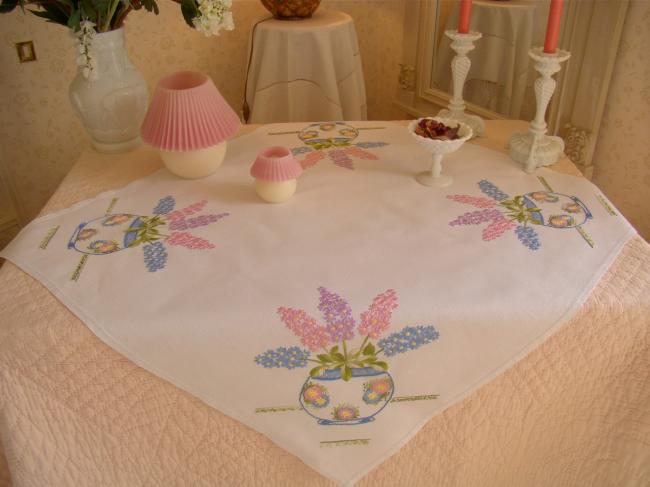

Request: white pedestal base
left=92, top=136, right=142, bottom=154
left=508, top=131, right=565, bottom=174
left=416, top=172, right=453, bottom=188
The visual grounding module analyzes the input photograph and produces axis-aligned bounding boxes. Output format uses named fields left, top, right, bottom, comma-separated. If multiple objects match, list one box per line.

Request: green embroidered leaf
left=309, top=366, right=324, bottom=378
left=371, top=361, right=388, bottom=371
left=342, top=365, right=353, bottom=381
left=331, top=352, right=345, bottom=362
left=329, top=345, right=339, bottom=355
left=362, top=343, right=375, bottom=356
left=316, top=354, right=332, bottom=363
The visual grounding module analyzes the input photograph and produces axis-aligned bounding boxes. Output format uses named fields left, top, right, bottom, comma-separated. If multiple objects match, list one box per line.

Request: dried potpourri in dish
left=415, top=118, right=460, bottom=141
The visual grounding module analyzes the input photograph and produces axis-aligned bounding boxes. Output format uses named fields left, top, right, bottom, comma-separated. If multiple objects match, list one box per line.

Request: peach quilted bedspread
left=1, top=121, right=649, bottom=487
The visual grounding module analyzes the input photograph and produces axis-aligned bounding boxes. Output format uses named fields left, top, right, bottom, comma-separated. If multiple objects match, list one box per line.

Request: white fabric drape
left=246, top=10, right=367, bottom=123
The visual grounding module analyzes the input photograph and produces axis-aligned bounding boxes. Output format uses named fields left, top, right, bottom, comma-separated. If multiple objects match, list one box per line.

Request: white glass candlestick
left=437, top=30, right=484, bottom=138
left=508, top=47, right=571, bottom=173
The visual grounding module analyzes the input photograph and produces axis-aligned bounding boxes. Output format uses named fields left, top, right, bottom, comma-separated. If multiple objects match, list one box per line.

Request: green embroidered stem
left=309, top=335, right=388, bottom=382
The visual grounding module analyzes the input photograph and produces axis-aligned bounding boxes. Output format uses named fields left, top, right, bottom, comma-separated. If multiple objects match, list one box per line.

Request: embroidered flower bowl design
left=298, top=122, right=359, bottom=150
left=448, top=180, right=593, bottom=250
left=300, top=367, right=394, bottom=425
left=67, top=196, right=228, bottom=272
left=290, top=121, right=389, bottom=170
left=69, top=214, right=144, bottom=255
left=254, top=287, right=439, bottom=425
left=522, top=191, right=591, bottom=228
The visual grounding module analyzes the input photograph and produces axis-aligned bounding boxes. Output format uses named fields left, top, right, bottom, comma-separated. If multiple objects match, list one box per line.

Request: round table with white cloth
left=244, top=9, right=367, bottom=123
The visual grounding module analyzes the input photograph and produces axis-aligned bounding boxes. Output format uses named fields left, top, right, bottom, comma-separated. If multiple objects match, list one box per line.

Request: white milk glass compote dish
left=408, top=117, right=473, bottom=188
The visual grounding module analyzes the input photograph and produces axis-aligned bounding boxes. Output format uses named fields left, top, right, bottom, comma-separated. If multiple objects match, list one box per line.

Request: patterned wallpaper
left=0, top=0, right=406, bottom=224
left=592, top=0, right=650, bottom=241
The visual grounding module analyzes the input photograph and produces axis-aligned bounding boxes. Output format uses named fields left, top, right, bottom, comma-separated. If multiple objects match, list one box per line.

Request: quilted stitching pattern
left=1, top=123, right=648, bottom=486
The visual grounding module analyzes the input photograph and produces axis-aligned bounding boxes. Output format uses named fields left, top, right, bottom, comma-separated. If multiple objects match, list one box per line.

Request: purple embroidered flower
left=450, top=208, right=503, bottom=226
left=358, top=289, right=398, bottom=339
left=328, top=149, right=354, bottom=170
left=277, top=307, right=330, bottom=352
left=318, top=287, right=355, bottom=342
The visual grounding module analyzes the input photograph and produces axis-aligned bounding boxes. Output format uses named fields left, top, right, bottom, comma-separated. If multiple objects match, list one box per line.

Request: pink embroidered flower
left=166, top=200, right=208, bottom=222
left=332, top=404, right=359, bottom=421
left=318, top=287, right=355, bottom=342
left=277, top=307, right=330, bottom=352
left=77, top=228, right=98, bottom=241
left=358, top=289, right=398, bottom=339
left=300, top=151, right=326, bottom=169
left=166, top=232, right=215, bottom=249
left=446, top=195, right=496, bottom=209
left=346, top=147, right=378, bottom=161
left=482, top=215, right=516, bottom=241
left=102, top=214, right=131, bottom=226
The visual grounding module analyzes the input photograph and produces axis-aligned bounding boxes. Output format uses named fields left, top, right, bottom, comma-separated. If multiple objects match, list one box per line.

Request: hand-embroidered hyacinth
left=318, top=287, right=355, bottom=342
left=289, top=122, right=389, bottom=170
left=448, top=180, right=593, bottom=250
left=378, top=326, right=440, bottom=357
left=254, top=346, right=309, bottom=369
left=254, top=288, right=440, bottom=425
left=358, top=289, right=398, bottom=339
left=68, top=195, right=228, bottom=274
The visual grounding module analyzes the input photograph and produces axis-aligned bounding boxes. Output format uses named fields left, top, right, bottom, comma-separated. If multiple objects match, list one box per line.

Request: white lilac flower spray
left=75, top=20, right=98, bottom=81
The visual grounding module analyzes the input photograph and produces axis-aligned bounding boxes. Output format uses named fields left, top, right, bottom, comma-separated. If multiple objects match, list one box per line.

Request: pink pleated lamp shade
left=141, top=71, right=241, bottom=152
left=251, top=147, right=303, bottom=181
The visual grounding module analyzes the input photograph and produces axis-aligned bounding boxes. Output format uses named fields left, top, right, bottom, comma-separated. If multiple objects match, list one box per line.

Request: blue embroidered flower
left=153, top=196, right=176, bottom=215
left=291, top=146, right=313, bottom=156
left=478, top=180, right=509, bottom=201
left=143, top=241, right=168, bottom=272
left=355, top=141, right=389, bottom=149
left=378, top=325, right=440, bottom=357
left=515, top=225, right=541, bottom=250
left=254, top=346, right=309, bottom=369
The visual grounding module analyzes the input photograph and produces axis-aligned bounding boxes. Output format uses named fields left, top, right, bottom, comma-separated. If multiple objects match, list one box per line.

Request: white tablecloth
left=434, top=0, right=548, bottom=118
left=245, top=9, right=367, bottom=123
left=0, top=121, right=636, bottom=485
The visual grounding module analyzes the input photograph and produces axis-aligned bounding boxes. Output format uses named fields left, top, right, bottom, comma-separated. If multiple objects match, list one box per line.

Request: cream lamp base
left=160, top=142, right=227, bottom=179
left=255, top=179, right=297, bottom=203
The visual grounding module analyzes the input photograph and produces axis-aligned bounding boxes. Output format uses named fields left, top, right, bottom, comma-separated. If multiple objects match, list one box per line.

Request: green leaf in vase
left=362, top=342, right=375, bottom=356
left=342, top=365, right=353, bottom=381
left=309, top=366, right=324, bottom=378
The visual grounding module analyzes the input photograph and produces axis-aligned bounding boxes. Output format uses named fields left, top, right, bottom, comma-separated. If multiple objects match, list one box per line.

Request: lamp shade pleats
left=141, top=71, right=241, bottom=152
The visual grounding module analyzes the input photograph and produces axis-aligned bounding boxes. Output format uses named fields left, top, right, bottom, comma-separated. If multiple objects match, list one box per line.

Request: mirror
left=400, top=0, right=630, bottom=177
left=431, top=0, right=557, bottom=121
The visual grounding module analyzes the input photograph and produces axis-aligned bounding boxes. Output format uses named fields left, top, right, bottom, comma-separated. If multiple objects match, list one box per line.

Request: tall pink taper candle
left=458, top=0, right=472, bottom=34
left=543, top=0, right=564, bottom=53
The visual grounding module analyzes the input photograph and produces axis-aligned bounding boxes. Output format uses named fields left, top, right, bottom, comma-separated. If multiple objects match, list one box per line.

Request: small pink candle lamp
left=141, top=71, right=241, bottom=179
left=250, top=147, right=303, bottom=203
